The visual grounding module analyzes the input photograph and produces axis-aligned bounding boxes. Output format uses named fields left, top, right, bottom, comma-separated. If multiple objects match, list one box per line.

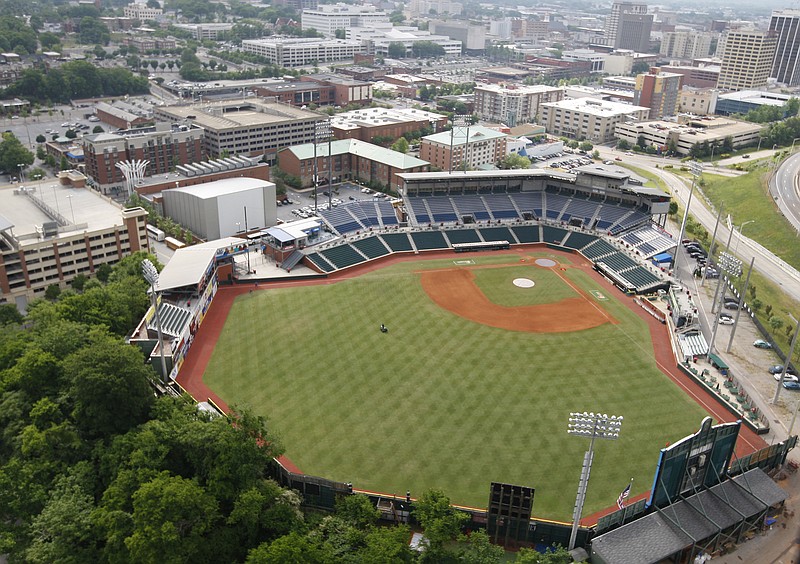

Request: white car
left=718, top=314, right=734, bottom=325
left=773, top=373, right=799, bottom=383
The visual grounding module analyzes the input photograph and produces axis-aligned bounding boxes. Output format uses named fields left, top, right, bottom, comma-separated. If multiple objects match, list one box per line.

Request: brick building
left=419, top=126, right=508, bottom=171
left=279, top=138, right=429, bottom=193
left=83, top=124, right=204, bottom=189
left=330, top=107, right=448, bottom=142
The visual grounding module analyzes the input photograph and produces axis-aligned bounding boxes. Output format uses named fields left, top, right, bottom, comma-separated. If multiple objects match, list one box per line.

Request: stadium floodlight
left=141, top=259, right=169, bottom=383
left=773, top=314, right=799, bottom=405
left=567, top=412, right=623, bottom=551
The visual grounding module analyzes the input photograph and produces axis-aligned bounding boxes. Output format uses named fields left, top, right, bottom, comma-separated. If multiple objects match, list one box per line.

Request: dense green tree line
left=1, top=62, right=149, bottom=105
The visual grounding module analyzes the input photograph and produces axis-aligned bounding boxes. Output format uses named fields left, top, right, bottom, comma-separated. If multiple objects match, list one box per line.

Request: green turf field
left=204, top=255, right=708, bottom=520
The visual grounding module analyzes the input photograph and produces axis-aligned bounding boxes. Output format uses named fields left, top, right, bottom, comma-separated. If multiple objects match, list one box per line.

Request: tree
left=413, top=489, right=468, bottom=554
left=388, top=42, right=406, bottom=59
left=65, top=130, right=77, bottom=139
left=78, top=16, right=110, bottom=45
left=335, top=494, right=379, bottom=529
left=92, top=126, right=104, bottom=133
left=498, top=153, right=532, bottom=169
left=769, top=316, right=784, bottom=332
left=35, top=134, right=46, bottom=144
left=44, top=284, right=61, bottom=301
left=63, top=328, right=155, bottom=439
left=36, top=146, right=46, bottom=160
left=391, top=137, right=410, bottom=154
left=247, top=532, right=324, bottom=563
left=125, top=473, right=219, bottom=563
left=0, top=132, right=34, bottom=174
left=616, top=139, right=631, bottom=150
left=578, top=141, right=593, bottom=152
left=458, top=529, right=504, bottom=563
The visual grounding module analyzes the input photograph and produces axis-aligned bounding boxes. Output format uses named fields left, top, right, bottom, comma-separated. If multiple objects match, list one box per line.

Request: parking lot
left=276, top=182, right=394, bottom=224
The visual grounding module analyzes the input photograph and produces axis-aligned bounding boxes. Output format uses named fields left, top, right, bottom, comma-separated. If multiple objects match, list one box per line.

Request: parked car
left=768, top=364, right=797, bottom=375
left=718, top=314, right=734, bottom=325
left=783, top=380, right=800, bottom=390
left=773, top=372, right=799, bottom=383
left=753, top=339, right=772, bottom=349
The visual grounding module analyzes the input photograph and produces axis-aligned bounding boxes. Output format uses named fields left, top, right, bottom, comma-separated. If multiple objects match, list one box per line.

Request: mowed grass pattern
left=204, top=257, right=707, bottom=520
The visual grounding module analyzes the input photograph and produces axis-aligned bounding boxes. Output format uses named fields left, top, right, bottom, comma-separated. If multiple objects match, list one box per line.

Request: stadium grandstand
left=299, top=168, right=673, bottom=294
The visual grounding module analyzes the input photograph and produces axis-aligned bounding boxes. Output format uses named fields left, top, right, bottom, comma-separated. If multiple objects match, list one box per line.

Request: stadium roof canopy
left=590, top=469, right=786, bottom=564
left=156, top=237, right=245, bottom=292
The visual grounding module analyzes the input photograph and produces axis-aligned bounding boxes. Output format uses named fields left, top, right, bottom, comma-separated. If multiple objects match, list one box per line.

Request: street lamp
left=773, top=314, right=799, bottom=405
left=792, top=137, right=800, bottom=152
left=734, top=220, right=755, bottom=256
left=65, top=194, right=76, bottom=224
left=141, top=259, right=169, bottom=383
left=17, top=163, right=24, bottom=183
left=567, top=412, right=623, bottom=551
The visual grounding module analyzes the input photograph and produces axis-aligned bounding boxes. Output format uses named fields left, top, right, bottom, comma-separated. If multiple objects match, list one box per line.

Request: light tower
left=141, top=259, right=169, bottom=383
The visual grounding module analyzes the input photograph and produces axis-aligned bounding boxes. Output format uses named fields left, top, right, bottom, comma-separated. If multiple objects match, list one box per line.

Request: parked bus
left=146, top=224, right=166, bottom=242
left=164, top=236, right=186, bottom=251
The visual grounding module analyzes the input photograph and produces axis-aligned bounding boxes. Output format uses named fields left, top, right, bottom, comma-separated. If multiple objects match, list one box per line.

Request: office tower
left=634, top=68, right=683, bottom=118
left=717, top=30, right=777, bottom=91
left=606, top=1, right=653, bottom=52
left=770, top=10, right=800, bottom=86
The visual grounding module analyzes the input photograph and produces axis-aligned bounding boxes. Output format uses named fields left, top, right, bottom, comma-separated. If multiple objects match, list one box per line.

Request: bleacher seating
left=563, top=196, right=601, bottom=227
left=600, top=252, right=638, bottom=271
left=319, top=244, right=367, bottom=269
left=281, top=250, right=305, bottom=272
left=425, top=197, right=459, bottom=223
left=479, top=226, right=513, bottom=242
left=376, top=200, right=398, bottom=225
left=352, top=236, right=390, bottom=259
left=320, top=205, right=365, bottom=235
left=544, top=192, right=570, bottom=221
left=511, top=225, right=540, bottom=243
left=619, top=266, right=661, bottom=290
left=594, top=205, right=635, bottom=232
left=510, top=192, right=543, bottom=218
left=619, top=225, right=676, bottom=258
left=411, top=231, right=448, bottom=250
left=148, top=302, right=191, bottom=338
left=562, top=231, right=599, bottom=250
left=381, top=233, right=413, bottom=252
left=354, top=202, right=380, bottom=227
left=306, top=252, right=336, bottom=273
left=445, top=229, right=482, bottom=245
left=610, top=209, right=649, bottom=234
left=542, top=225, right=568, bottom=245
left=451, top=195, right=491, bottom=220
left=482, top=194, right=519, bottom=219
left=405, top=198, right=430, bottom=224
left=580, top=239, right=617, bottom=260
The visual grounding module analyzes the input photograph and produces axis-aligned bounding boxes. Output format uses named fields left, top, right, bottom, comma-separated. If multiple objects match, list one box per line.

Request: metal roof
left=167, top=177, right=273, bottom=200
left=155, top=237, right=246, bottom=292
left=286, top=139, right=428, bottom=170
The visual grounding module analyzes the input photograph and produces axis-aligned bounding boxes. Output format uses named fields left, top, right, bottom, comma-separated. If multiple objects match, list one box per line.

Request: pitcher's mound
left=513, top=278, right=535, bottom=288
left=535, top=258, right=557, bottom=267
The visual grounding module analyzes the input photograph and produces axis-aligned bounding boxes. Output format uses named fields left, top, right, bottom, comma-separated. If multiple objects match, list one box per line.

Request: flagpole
left=619, top=478, right=634, bottom=526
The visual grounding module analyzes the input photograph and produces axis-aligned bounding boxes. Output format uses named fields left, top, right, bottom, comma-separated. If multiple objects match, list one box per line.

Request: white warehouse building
left=163, top=178, right=277, bottom=241
left=302, top=4, right=389, bottom=37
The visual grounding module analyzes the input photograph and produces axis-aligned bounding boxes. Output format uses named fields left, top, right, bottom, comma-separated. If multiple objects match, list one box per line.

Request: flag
left=617, top=483, right=631, bottom=510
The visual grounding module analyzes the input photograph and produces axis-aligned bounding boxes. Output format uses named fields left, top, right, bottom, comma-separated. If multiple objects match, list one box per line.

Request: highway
left=769, top=151, right=800, bottom=232
left=594, top=146, right=800, bottom=304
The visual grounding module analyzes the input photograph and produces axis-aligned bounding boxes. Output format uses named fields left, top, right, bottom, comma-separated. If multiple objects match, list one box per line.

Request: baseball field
left=203, top=250, right=708, bottom=520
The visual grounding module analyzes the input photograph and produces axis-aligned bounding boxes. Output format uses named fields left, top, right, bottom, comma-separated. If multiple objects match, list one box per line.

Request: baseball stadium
left=131, top=167, right=793, bottom=559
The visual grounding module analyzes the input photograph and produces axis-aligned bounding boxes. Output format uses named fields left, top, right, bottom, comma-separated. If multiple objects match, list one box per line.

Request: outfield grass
left=204, top=256, right=707, bottom=520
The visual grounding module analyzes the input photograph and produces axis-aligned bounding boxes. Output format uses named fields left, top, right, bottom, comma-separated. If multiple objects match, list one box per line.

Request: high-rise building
left=770, top=10, right=800, bottom=86
left=634, top=68, right=683, bottom=119
left=660, top=31, right=714, bottom=60
left=473, top=84, right=564, bottom=126
left=605, top=1, right=653, bottom=52
left=717, top=30, right=777, bottom=91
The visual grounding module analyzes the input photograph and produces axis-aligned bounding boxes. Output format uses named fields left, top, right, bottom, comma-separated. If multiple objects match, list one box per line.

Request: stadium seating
left=281, top=250, right=305, bottom=272
left=482, top=194, right=519, bottom=219
left=319, top=244, right=367, bottom=269
left=511, top=225, right=540, bottom=243
left=563, top=196, right=601, bottom=227
left=376, top=200, right=398, bottom=226
left=445, top=229, right=482, bottom=245
left=544, top=192, right=570, bottom=221
left=149, top=302, right=192, bottom=338
left=478, top=226, right=513, bottom=242
left=306, top=252, right=336, bottom=273
left=619, top=225, right=676, bottom=258
left=404, top=198, right=430, bottom=224
left=381, top=233, right=413, bottom=252
left=562, top=231, right=599, bottom=250
left=510, top=192, right=543, bottom=218
left=320, top=205, right=365, bottom=235
left=542, top=225, right=568, bottom=245
left=619, top=266, right=661, bottom=290
left=580, top=239, right=617, bottom=260
left=352, top=236, right=391, bottom=259
left=411, top=231, right=449, bottom=250
left=451, top=195, right=491, bottom=220
left=425, top=197, right=459, bottom=223
left=600, top=251, right=638, bottom=271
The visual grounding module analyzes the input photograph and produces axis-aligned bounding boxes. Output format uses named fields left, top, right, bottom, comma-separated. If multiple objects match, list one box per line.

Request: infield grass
left=204, top=254, right=708, bottom=520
